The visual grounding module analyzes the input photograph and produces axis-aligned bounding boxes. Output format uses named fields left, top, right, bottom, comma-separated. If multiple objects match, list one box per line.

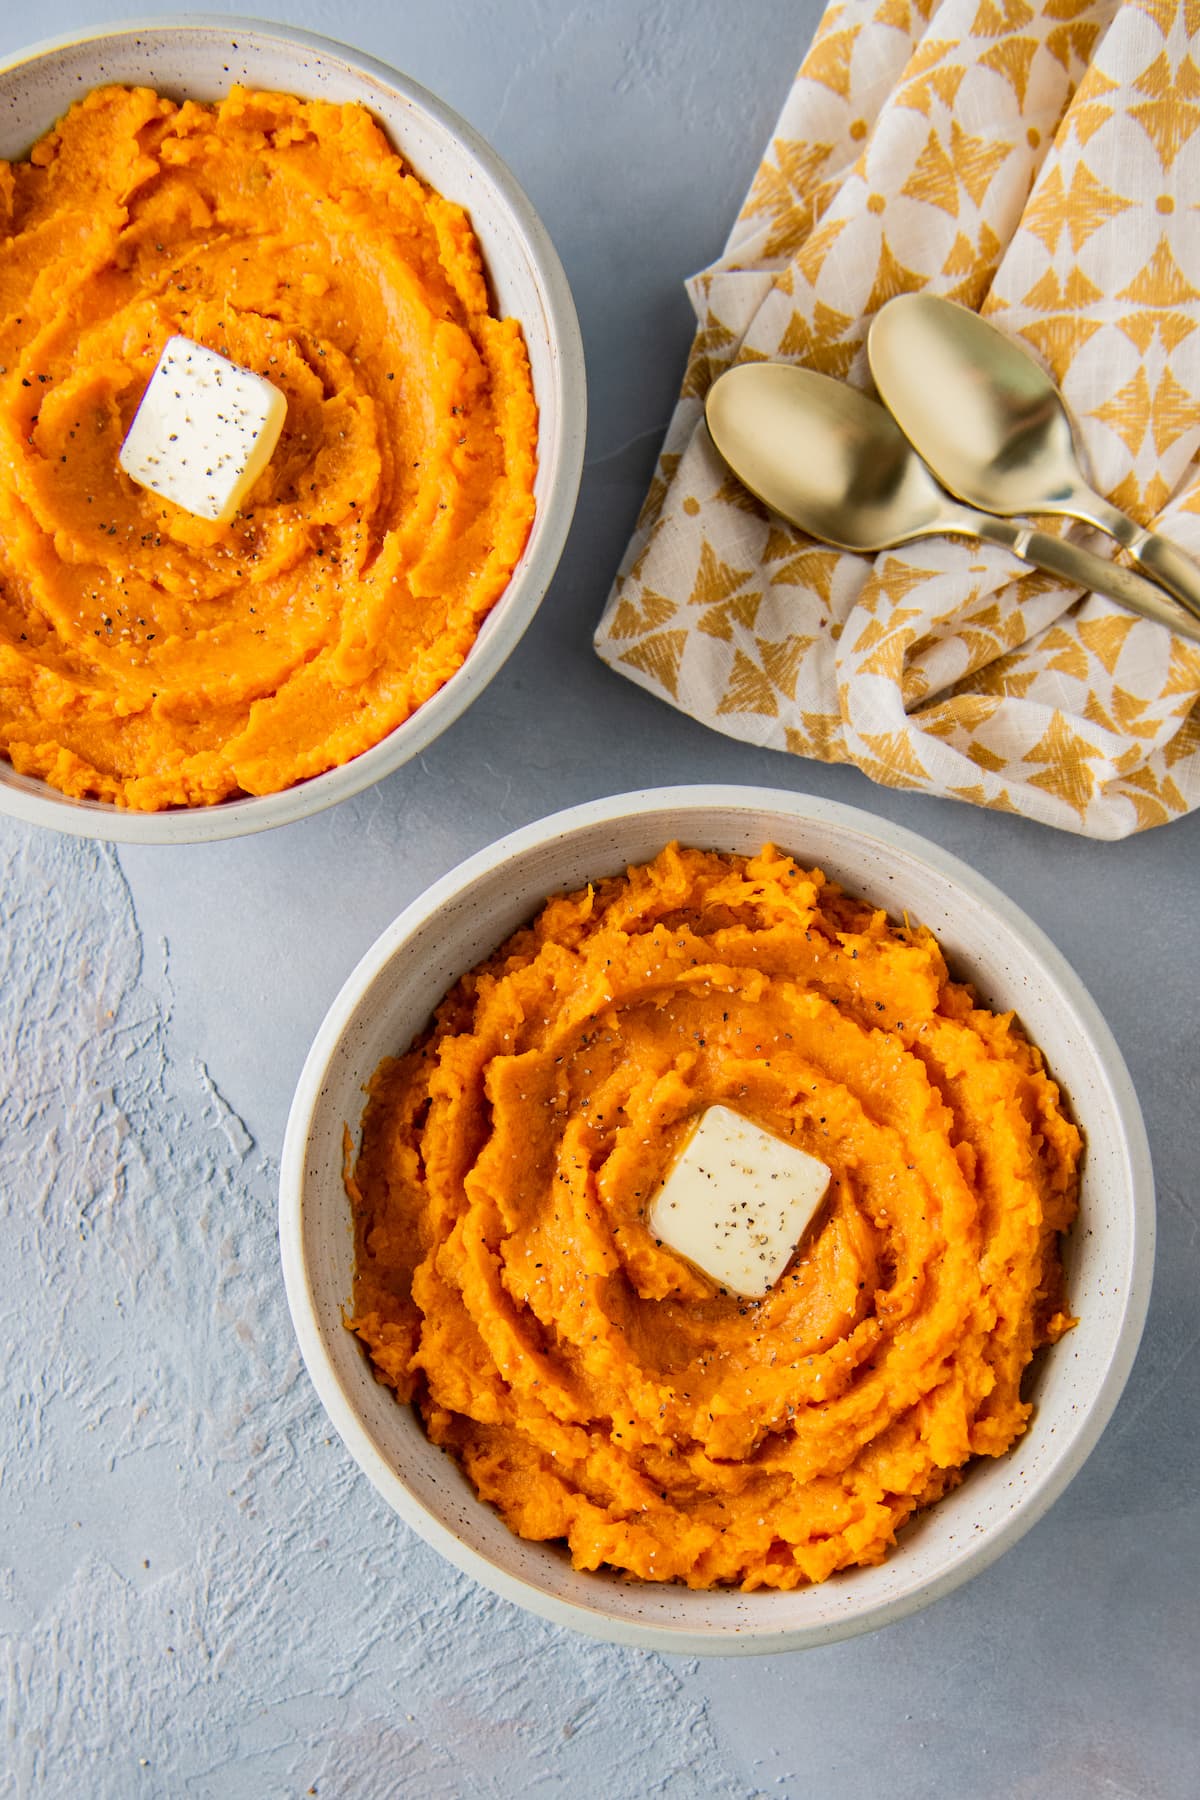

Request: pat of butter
left=118, top=336, right=286, bottom=524
left=647, top=1105, right=830, bottom=1298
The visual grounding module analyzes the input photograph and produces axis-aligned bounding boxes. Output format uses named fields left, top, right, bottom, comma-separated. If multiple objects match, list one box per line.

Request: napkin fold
left=594, top=0, right=1200, bottom=837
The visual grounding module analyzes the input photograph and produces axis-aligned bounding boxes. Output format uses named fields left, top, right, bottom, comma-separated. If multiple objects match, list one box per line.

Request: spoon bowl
left=704, top=362, right=946, bottom=551
left=867, top=295, right=1081, bottom=515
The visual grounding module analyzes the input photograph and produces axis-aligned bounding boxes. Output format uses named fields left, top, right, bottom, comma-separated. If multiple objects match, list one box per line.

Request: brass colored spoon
left=704, top=363, right=1200, bottom=643
left=868, top=293, right=1200, bottom=626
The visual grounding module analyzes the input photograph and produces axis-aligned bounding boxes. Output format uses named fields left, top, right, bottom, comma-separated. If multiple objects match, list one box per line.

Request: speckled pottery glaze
left=0, top=15, right=585, bottom=843
left=279, top=786, right=1155, bottom=1655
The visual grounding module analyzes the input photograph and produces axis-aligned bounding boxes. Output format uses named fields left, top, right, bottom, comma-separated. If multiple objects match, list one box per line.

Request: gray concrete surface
left=1, top=3, right=1197, bottom=1796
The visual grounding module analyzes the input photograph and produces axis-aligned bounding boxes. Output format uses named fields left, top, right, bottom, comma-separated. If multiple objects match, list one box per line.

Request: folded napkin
left=594, top=0, right=1200, bottom=837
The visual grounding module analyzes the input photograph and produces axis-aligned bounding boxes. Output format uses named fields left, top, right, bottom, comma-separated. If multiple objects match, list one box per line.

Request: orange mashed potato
left=0, top=85, right=536, bottom=808
left=349, top=845, right=1080, bottom=1590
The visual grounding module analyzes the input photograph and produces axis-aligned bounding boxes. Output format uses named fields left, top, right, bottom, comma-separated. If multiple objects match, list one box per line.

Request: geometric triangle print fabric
left=594, top=0, right=1200, bottom=836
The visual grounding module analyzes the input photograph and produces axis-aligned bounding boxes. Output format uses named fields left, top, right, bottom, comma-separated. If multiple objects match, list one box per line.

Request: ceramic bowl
left=279, top=786, right=1154, bottom=1655
left=0, top=17, right=585, bottom=843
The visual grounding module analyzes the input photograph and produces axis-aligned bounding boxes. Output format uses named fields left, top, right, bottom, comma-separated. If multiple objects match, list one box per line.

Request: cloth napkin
left=594, top=0, right=1200, bottom=838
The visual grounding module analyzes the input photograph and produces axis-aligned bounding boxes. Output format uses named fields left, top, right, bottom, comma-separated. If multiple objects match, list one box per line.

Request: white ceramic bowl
left=0, top=16, right=585, bottom=843
left=280, top=786, right=1154, bottom=1655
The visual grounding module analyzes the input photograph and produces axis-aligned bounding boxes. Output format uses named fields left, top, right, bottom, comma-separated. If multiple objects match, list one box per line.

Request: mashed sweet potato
left=0, top=85, right=536, bottom=808
left=348, top=845, right=1080, bottom=1590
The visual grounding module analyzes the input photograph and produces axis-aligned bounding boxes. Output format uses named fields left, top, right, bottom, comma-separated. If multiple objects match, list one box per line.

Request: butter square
left=118, top=336, right=287, bottom=524
left=647, top=1105, right=830, bottom=1298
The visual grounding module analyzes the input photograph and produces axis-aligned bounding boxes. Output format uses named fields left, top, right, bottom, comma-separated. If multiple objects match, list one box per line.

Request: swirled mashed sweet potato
left=0, top=85, right=536, bottom=808
left=348, top=846, right=1080, bottom=1590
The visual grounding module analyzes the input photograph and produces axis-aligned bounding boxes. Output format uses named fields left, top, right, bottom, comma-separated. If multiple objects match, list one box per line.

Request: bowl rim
left=279, top=783, right=1156, bottom=1655
left=0, top=13, right=586, bottom=844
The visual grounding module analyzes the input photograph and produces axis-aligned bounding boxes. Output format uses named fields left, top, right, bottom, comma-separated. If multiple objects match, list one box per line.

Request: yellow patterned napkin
left=594, top=0, right=1200, bottom=836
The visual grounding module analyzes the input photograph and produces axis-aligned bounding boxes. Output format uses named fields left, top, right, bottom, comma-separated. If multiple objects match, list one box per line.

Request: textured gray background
left=2, top=3, right=1198, bottom=1796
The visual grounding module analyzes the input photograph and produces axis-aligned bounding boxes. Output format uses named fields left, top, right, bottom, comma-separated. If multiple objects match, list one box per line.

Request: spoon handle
left=963, top=511, right=1200, bottom=645
left=1071, top=496, right=1200, bottom=627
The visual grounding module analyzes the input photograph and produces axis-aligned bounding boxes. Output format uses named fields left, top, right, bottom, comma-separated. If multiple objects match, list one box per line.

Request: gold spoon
left=703, top=363, right=1200, bottom=643
left=868, top=293, right=1200, bottom=627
